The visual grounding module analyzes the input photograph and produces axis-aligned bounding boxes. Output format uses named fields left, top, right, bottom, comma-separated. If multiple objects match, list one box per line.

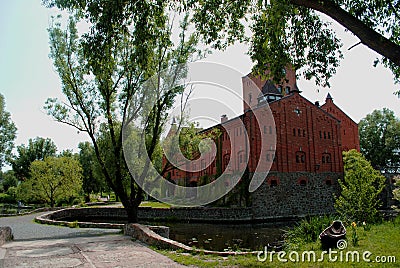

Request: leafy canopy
left=17, top=156, right=82, bottom=207
left=359, top=108, right=400, bottom=169
left=185, top=0, right=400, bottom=86
left=12, top=137, right=57, bottom=180
left=0, top=93, right=17, bottom=168
left=43, top=0, right=199, bottom=222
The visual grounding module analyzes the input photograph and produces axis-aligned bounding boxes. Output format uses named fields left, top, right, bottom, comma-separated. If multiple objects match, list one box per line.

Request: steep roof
left=259, top=80, right=282, bottom=97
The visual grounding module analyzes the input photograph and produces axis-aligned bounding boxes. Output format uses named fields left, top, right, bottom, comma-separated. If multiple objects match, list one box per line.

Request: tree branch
left=290, top=0, right=400, bottom=65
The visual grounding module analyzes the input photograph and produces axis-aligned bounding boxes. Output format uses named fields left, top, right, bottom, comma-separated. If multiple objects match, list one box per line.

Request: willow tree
left=43, top=0, right=197, bottom=222
left=185, top=0, right=400, bottom=87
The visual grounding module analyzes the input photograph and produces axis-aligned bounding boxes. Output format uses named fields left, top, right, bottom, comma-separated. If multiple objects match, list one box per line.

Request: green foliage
left=185, top=0, right=400, bottom=85
left=350, top=222, right=359, bottom=246
left=0, top=93, right=17, bottom=168
left=393, top=176, right=400, bottom=204
left=0, top=193, right=15, bottom=204
left=0, top=170, right=17, bottom=192
left=43, top=1, right=200, bottom=222
left=284, top=215, right=337, bottom=249
left=11, top=137, right=57, bottom=180
left=335, top=150, right=386, bottom=223
left=78, top=141, right=107, bottom=199
left=359, top=108, right=400, bottom=169
left=17, top=156, right=82, bottom=207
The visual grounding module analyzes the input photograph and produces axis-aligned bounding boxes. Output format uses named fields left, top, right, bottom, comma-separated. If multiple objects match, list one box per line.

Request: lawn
left=139, top=201, right=171, bottom=209
left=156, top=217, right=400, bottom=267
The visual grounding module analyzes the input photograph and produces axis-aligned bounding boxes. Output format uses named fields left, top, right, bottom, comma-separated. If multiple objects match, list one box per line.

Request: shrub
left=335, top=150, right=386, bottom=224
left=0, top=193, right=15, bottom=203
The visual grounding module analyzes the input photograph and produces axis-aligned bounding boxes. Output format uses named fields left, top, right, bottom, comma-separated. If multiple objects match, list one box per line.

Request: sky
left=1, top=1, right=399, bottom=159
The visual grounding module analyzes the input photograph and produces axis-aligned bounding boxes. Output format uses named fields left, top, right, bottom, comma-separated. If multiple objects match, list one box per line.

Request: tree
left=0, top=93, right=17, bottom=168
left=335, top=150, right=386, bottom=223
left=18, top=156, right=82, bottom=207
left=78, top=141, right=108, bottom=201
left=43, top=1, right=198, bottom=222
left=185, top=0, right=400, bottom=86
left=0, top=170, right=17, bottom=192
left=11, top=137, right=57, bottom=180
left=359, top=108, right=400, bottom=169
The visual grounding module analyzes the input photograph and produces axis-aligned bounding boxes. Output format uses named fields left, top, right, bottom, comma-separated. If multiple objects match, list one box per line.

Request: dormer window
left=285, top=86, right=290, bottom=94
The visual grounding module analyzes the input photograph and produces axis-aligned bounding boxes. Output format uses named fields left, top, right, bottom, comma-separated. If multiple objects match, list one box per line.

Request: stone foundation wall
left=251, top=172, right=341, bottom=219
left=138, top=207, right=252, bottom=222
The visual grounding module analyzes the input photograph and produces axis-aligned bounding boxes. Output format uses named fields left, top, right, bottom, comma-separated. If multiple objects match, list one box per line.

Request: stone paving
left=0, top=213, right=187, bottom=268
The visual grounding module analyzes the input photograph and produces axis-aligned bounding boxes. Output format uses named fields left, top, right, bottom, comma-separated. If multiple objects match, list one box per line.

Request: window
left=296, top=152, right=306, bottom=163
left=223, top=154, right=230, bottom=168
left=278, top=85, right=283, bottom=94
left=269, top=126, right=273, bottom=134
left=303, top=130, right=306, bottom=137
left=328, top=132, right=331, bottom=139
left=293, top=128, right=296, bottom=136
left=298, top=129, right=301, bottom=136
left=239, top=154, right=243, bottom=163
left=322, top=153, right=331, bottom=164
left=270, top=180, right=278, bottom=187
left=324, top=131, right=326, bottom=139
left=266, top=152, right=275, bottom=162
left=299, top=179, right=307, bottom=186
left=264, top=126, right=267, bottom=134
left=319, top=131, right=322, bottom=139
left=285, top=86, right=290, bottom=94
left=248, top=93, right=252, bottom=104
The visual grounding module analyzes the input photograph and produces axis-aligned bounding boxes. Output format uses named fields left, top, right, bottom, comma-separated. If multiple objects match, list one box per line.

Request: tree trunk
left=126, top=205, right=139, bottom=223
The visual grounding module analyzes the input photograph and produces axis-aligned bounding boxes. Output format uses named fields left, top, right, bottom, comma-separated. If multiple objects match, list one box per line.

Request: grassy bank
left=156, top=216, right=400, bottom=267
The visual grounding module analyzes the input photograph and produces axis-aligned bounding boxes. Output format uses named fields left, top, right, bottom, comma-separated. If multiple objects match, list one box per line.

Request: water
left=153, top=222, right=291, bottom=251
left=60, top=216, right=292, bottom=251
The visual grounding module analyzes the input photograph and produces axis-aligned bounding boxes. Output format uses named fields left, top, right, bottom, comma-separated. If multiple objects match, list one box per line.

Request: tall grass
left=284, top=215, right=337, bottom=249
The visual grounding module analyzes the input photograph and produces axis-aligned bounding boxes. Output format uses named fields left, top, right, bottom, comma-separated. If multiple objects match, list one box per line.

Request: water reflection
left=160, top=222, right=292, bottom=251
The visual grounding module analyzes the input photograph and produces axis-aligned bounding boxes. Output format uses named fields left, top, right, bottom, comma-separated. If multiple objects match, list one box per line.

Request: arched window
left=323, top=153, right=331, bottom=164
left=296, top=151, right=306, bottom=163
left=223, top=154, right=230, bottom=169
left=297, top=177, right=308, bottom=186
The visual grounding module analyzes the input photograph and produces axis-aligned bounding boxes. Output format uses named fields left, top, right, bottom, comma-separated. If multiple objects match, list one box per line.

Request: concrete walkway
left=0, top=213, right=187, bottom=267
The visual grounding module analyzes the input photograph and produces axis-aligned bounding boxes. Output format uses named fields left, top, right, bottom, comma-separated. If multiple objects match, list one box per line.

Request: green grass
left=139, top=201, right=171, bottom=208
left=156, top=217, right=400, bottom=267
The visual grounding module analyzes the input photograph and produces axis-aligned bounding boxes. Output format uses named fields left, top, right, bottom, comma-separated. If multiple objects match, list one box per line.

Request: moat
left=59, top=215, right=290, bottom=251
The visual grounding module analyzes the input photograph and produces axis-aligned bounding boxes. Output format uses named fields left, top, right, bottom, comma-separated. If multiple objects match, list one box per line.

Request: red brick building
left=163, top=68, right=360, bottom=218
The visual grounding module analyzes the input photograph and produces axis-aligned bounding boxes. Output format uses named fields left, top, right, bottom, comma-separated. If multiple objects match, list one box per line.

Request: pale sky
left=1, top=0, right=399, bottom=159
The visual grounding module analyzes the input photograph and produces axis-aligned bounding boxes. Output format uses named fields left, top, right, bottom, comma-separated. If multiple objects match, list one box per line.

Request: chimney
left=221, top=114, right=228, bottom=123
left=314, top=101, right=320, bottom=107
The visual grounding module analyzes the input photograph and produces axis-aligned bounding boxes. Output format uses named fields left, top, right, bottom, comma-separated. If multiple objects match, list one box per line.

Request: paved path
left=0, top=212, right=121, bottom=241
left=0, top=212, right=187, bottom=267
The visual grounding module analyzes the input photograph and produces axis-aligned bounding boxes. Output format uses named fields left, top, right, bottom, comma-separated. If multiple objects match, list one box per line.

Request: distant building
left=163, top=67, right=360, bottom=218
